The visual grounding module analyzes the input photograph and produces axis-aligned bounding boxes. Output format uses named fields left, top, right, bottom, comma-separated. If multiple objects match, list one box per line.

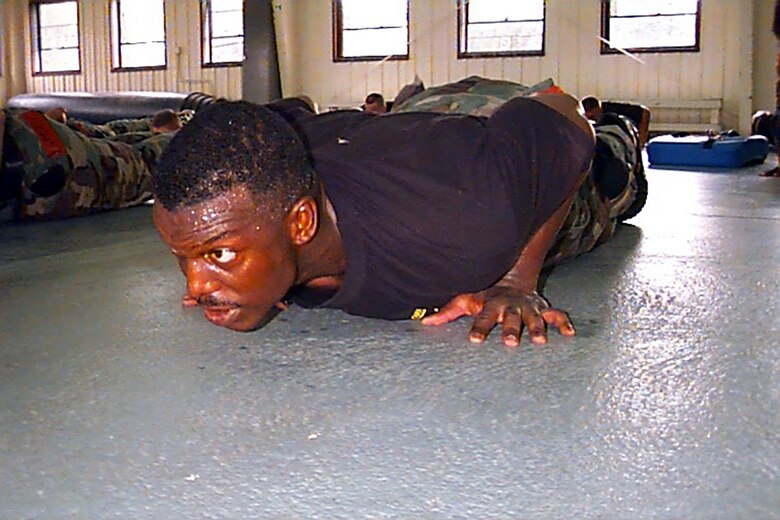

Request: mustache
left=196, top=295, right=239, bottom=308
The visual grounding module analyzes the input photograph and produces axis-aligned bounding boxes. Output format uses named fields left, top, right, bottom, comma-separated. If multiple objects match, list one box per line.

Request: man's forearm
left=498, top=192, right=578, bottom=293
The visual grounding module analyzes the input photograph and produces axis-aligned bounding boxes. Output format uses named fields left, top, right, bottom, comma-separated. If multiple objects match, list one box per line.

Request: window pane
left=211, top=36, right=244, bottom=62
left=342, top=27, right=407, bottom=57
left=609, top=15, right=697, bottom=49
left=120, top=42, right=165, bottom=67
left=120, top=0, right=164, bottom=43
left=341, top=0, right=407, bottom=29
left=212, top=10, right=243, bottom=37
left=211, top=0, right=243, bottom=13
left=40, top=22, right=78, bottom=49
left=611, top=0, right=698, bottom=17
left=467, top=21, right=543, bottom=53
left=41, top=48, right=79, bottom=71
left=38, top=2, right=78, bottom=48
left=39, top=1, right=77, bottom=27
left=467, top=0, right=543, bottom=23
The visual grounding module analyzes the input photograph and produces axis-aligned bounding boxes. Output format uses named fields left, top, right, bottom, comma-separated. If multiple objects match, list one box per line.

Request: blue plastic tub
left=647, top=134, right=769, bottom=168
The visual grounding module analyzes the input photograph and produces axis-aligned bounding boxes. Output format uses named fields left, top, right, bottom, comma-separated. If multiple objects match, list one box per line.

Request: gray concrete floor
left=1, top=156, right=778, bottom=519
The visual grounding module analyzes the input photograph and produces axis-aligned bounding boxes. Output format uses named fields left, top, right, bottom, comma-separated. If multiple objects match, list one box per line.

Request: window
left=601, top=0, right=701, bottom=54
left=30, top=0, right=80, bottom=75
left=111, top=0, right=166, bottom=70
left=332, top=0, right=409, bottom=62
left=458, top=0, right=545, bottom=58
left=201, top=0, right=244, bottom=66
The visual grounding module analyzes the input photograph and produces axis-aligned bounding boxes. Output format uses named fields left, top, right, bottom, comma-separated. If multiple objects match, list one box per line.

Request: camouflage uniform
left=391, top=75, right=559, bottom=117
left=66, top=116, right=154, bottom=137
left=392, top=76, right=641, bottom=267
left=108, top=131, right=156, bottom=145
left=66, top=109, right=195, bottom=139
left=106, top=117, right=153, bottom=135
left=66, top=119, right=118, bottom=138
left=2, top=109, right=173, bottom=220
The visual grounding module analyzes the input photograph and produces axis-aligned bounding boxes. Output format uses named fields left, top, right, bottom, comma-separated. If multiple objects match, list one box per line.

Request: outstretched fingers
left=500, top=308, right=522, bottom=347
left=469, top=306, right=501, bottom=344
left=518, top=307, right=576, bottom=345
left=421, top=293, right=483, bottom=326
left=524, top=310, right=549, bottom=345
left=540, top=308, right=576, bottom=337
left=421, top=291, right=575, bottom=347
left=420, top=305, right=466, bottom=326
left=488, top=303, right=577, bottom=347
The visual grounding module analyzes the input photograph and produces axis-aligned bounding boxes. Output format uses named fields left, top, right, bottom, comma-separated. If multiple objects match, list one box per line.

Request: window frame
left=332, top=0, right=410, bottom=63
left=457, top=0, right=546, bottom=59
left=110, top=0, right=168, bottom=72
left=600, top=0, right=701, bottom=55
left=30, top=0, right=82, bottom=77
left=200, top=0, right=244, bottom=68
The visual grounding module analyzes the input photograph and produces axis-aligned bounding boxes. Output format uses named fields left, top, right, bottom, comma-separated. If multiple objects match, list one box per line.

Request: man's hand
left=421, top=286, right=574, bottom=347
left=422, top=185, right=585, bottom=347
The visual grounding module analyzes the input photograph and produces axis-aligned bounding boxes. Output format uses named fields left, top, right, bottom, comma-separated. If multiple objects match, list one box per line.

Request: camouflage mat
left=391, top=75, right=639, bottom=267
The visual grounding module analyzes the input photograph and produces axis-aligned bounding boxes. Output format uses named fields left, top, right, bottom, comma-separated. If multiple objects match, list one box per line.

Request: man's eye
left=207, top=248, right=237, bottom=264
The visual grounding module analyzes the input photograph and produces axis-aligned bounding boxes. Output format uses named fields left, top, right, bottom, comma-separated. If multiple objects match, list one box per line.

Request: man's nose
left=185, top=259, right=218, bottom=299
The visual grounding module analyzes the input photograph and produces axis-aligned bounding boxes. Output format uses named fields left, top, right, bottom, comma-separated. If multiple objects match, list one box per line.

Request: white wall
left=0, top=1, right=30, bottom=106
left=281, top=0, right=760, bottom=135
left=754, top=0, right=776, bottom=113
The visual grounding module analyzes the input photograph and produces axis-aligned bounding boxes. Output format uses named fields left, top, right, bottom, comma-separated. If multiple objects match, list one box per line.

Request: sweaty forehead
left=153, top=187, right=266, bottom=246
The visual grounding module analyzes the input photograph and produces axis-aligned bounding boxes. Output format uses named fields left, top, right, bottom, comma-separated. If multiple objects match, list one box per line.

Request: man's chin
left=204, top=305, right=283, bottom=332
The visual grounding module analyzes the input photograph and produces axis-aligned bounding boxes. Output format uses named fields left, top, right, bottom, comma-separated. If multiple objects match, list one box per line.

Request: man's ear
left=286, top=196, right=318, bottom=246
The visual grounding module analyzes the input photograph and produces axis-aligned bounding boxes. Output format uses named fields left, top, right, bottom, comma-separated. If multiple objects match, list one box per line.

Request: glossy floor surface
left=1, top=159, right=778, bottom=519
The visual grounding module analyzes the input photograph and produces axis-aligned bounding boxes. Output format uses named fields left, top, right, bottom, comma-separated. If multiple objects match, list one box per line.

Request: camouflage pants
left=391, top=75, right=639, bottom=267
left=2, top=109, right=173, bottom=220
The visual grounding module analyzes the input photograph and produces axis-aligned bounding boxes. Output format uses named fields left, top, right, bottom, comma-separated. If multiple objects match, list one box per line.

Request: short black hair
left=581, top=96, right=601, bottom=113
left=153, top=101, right=317, bottom=216
left=365, top=92, right=385, bottom=105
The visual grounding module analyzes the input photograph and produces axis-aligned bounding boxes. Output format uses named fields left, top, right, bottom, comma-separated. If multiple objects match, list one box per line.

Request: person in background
left=107, top=109, right=186, bottom=145
left=581, top=96, right=603, bottom=123
left=60, top=108, right=191, bottom=141
left=762, top=0, right=780, bottom=176
left=362, top=93, right=387, bottom=115
left=0, top=107, right=179, bottom=220
left=150, top=109, right=183, bottom=134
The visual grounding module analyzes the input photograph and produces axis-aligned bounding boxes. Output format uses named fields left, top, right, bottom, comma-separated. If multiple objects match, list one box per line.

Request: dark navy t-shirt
left=283, top=98, right=594, bottom=320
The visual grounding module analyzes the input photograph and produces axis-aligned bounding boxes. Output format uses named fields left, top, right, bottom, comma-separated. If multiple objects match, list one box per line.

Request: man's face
left=153, top=187, right=296, bottom=331
left=364, top=102, right=386, bottom=115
